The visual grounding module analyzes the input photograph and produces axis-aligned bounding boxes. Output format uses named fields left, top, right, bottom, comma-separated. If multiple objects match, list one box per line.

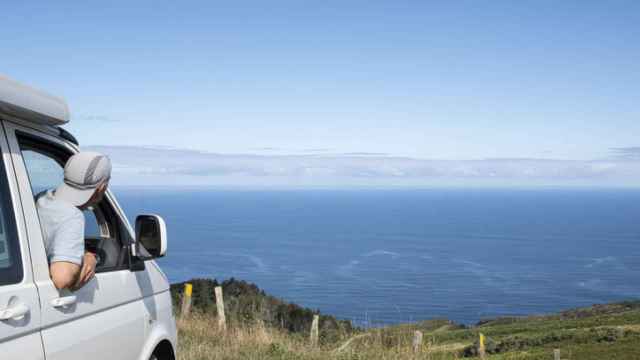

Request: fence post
left=214, top=286, right=226, bottom=331
left=181, top=283, right=193, bottom=316
left=412, top=330, right=423, bottom=353
left=554, top=349, right=561, bottom=360
left=478, top=333, right=486, bottom=359
left=310, top=314, right=319, bottom=347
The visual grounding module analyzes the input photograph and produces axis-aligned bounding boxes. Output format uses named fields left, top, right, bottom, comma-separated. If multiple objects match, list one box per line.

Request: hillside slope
left=172, top=279, right=640, bottom=359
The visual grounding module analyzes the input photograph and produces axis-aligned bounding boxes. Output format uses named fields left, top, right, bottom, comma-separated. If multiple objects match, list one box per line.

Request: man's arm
left=50, top=261, right=81, bottom=289
left=48, top=211, right=86, bottom=290
left=49, top=252, right=97, bottom=290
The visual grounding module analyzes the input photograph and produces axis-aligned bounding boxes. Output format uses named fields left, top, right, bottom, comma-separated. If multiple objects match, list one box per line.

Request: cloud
left=610, top=147, right=640, bottom=161
left=341, top=152, right=390, bottom=156
left=86, top=145, right=640, bottom=187
left=250, top=147, right=333, bottom=154
left=302, top=148, right=332, bottom=153
left=73, top=114, right=119, bottom=123
left=252, top=147, right=281, bottom=151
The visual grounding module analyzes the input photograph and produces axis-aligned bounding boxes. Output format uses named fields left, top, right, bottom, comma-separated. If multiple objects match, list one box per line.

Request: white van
left=0, top=75, right=177, bottom=360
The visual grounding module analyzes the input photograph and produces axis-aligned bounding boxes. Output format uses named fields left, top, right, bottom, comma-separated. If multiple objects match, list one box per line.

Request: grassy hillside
left=170, top=278, right=354, bottom=343
left=172, top=279, right=640, bottom=359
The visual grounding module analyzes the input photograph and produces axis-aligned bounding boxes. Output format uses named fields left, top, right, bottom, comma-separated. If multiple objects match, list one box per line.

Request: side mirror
left=134, top=214, right=167, bottom=260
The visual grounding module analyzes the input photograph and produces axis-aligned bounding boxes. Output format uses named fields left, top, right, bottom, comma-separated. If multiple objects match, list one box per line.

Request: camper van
left=0, top=75, right=177, bottom=360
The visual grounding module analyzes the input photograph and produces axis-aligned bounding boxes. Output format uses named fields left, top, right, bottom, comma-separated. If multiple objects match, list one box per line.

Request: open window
left=17, top=132, right=133, bottom=273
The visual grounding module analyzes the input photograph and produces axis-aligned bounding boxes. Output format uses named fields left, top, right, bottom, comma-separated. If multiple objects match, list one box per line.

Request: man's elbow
left=50, top=262, right=80, bottom=289
left=52, top=274, right=75, bottom=289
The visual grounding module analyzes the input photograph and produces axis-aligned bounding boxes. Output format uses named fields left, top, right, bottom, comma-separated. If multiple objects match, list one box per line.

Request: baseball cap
left=55, top=151, right=112, bottom=206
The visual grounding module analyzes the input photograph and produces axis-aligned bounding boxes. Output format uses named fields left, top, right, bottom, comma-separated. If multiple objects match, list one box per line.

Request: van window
left=17, top=133, right=132, bottom=273
left=0, top=155, right=22, bottom=286
left=21, top=150, right=63, bottom=195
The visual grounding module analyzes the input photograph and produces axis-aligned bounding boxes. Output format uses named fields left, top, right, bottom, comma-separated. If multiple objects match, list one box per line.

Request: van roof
left=0, top=75, right=70, bottom=126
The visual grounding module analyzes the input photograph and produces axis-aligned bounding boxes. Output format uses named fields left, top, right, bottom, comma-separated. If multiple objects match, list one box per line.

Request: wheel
left=150, top=340, right=175, bottom=360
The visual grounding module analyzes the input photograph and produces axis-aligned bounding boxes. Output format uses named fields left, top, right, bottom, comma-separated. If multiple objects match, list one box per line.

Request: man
left=36, top=151, right=112, bottom=290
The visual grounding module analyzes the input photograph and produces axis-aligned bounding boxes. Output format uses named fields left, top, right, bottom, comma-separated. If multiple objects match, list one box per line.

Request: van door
left=0, top=121, right=44, bottom=360
left=3, top=121, right=146, bottom=360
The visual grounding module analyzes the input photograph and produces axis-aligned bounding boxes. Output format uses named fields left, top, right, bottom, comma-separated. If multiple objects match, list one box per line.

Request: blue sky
left=2, top=1, right=640, bottom=187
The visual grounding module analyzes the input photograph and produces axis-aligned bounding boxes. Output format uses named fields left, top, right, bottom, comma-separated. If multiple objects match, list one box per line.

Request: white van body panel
left=42, top=298, right=144, bottom=359
left=0, top=122, right=44, bottom=359
left=138, top=288, right=177, bottom=360
left=1, top=325, right=44, bottom=360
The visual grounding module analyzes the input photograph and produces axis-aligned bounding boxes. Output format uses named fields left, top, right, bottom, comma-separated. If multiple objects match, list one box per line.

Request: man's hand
left=72, top=252, right=97, bottom=290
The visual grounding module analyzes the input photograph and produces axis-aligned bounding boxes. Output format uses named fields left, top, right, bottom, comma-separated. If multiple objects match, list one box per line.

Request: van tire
left=150, top=340, right=175, bottom=360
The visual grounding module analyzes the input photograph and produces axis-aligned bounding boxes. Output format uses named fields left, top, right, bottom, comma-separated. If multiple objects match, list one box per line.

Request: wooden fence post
left=214, top=286, right=226, bottom=331
left=554, top=349, right=561, bottom=360
left=412, top=330, right=423, bottom=353
left=478, top=333, right=486, bottom=359
left=181, top=283, right=192, bottom=316
left=310, top=314, right=319, bottom=347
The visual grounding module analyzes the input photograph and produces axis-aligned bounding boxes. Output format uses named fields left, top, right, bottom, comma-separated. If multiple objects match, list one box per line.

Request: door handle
left=0, top=303, right=30, bottom=321
left=50, top=295, right=77, bottom=308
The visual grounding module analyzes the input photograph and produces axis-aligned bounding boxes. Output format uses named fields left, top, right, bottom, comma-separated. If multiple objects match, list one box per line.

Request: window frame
left=0, top=139, right=23, bottom=286
left=16, top=131, right=134, bottom=273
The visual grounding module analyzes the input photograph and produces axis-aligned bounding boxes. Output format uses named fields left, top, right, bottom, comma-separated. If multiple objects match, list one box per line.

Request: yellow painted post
left=554, top=349, right=561, bottom=360
left=181, top=283, right=193, bottom=316
left=479, top=333, right=486, bottom=359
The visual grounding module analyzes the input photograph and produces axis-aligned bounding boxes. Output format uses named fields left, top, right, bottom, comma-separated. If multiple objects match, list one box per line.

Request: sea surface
left=115, top=188, right=640, bottom=326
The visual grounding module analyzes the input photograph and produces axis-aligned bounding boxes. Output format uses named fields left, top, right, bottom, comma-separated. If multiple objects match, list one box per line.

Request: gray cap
left=55, top=151, right=112, bottom=206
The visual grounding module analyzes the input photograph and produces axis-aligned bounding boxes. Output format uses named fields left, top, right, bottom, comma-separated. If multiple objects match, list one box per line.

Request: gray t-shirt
left=36, top=190, right=85, bottom=265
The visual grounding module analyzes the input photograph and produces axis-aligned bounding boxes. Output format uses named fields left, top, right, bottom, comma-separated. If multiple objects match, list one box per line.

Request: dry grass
left=177, top=312, right=463, bottom=360
left=176, top=300, right=640, bottom=360
left=178, top=312, right=323, bottom=360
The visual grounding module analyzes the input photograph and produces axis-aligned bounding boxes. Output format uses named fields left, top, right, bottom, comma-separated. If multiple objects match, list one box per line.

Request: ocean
left=115, top=188, right=640, bottom=326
